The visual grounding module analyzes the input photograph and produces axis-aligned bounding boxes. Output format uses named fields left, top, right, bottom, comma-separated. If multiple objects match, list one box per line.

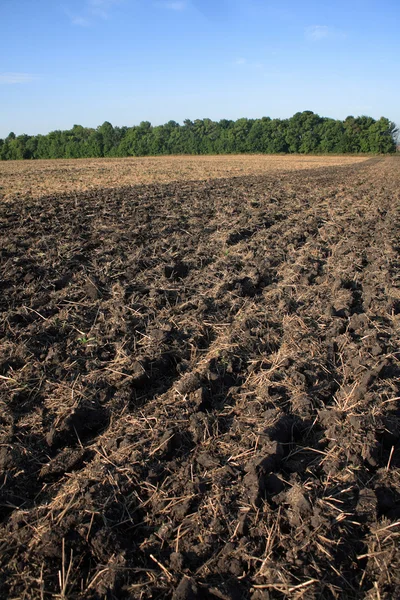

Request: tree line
left=0, top=111, right=397, bottom=160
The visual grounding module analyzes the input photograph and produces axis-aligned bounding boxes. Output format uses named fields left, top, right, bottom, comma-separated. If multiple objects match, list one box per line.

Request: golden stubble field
left=0, top=154, right=368, bottom=200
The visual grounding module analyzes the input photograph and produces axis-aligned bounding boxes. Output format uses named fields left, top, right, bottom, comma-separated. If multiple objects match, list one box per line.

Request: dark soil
left=0, top=157, right=399, bottom=599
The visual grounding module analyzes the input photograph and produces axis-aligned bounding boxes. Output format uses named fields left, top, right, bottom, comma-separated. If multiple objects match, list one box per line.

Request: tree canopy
left=0, top=112, right=397, bottom=160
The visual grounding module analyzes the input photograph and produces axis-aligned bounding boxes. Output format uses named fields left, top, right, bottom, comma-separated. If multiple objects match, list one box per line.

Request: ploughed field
left=0, top=156, right=399, bottom=599
left=0, top=154, right=366, bottom=201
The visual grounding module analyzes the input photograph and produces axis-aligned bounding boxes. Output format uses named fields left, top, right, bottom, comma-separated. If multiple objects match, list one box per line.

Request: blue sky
left=1, top=0, right=399, bottom=138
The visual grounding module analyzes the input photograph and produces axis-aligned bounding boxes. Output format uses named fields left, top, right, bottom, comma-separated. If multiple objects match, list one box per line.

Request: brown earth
left=0, top=157, right=399, bottom=599
left=0, top=154, right=367, bottom=201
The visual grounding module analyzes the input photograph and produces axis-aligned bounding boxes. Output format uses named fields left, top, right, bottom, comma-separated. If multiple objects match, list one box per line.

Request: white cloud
left=89, top=0, right=119, bottom=5
left=88, top=0, right=122, bottom=19
left=234, top=58, right=264, bottom=70
left=306, top=25, right=330, bottom=41
left=68, top=0, right=187, bottom=25
left=70, top=15, right=90, bottom=26
left=67, top=0, right=122, bottom=26
left=305, top=25, right=346, bottom=42
left=0, top=73, right=37, bottom=84
left=156, top=1, right=187, bottom=10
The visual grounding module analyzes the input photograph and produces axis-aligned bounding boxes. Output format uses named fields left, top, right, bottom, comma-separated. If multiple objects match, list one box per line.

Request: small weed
left=77, top=336, right=95, bottom=345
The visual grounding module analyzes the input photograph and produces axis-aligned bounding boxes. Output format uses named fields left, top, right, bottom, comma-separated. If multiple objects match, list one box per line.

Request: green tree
left=368, top=117, right=397, bottom=153
left=1, top=112, right=397, bottom=160
left=285, top=111, right=321, bottom=153
left=98, top=121, right=114, bottom=156
left=318, top=120, right=344, bottom=153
